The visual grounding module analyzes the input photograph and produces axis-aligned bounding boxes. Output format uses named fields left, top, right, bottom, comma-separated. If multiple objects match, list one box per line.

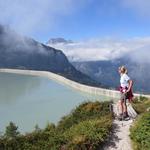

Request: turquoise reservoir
left=0, top=72, right=113, bottom=133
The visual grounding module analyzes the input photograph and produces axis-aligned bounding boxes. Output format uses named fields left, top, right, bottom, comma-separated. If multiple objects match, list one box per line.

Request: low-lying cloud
left=0, top=0, right=88, bottom=36
left=47, top=37, right=150, bottom=63
left=0, top=25, right=48, bottom=54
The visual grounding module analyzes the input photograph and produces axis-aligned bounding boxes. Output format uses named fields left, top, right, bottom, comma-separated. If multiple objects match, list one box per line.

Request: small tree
left=34, top=124, right=41, bottom=132
left=5, top=122, right=20, bottom=138
left=0, top=131, right=3, bottom=138
left=45, top=122, right=55, bottom=132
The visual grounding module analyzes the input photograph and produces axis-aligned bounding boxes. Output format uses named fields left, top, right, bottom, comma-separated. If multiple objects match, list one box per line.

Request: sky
left=0, top=0, right=150, bottom=61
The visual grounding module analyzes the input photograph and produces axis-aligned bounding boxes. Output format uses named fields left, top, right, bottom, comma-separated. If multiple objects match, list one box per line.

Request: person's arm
left=126, top=80, right=133, bottom=92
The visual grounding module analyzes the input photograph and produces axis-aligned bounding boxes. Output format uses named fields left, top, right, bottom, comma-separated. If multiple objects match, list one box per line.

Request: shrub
left=130, top=112, right=150, bottom=150
left=64, top=116, right=112, bottom=150
left=57, top=101, right=112, bottom=131
left=132, top=97, right=150, bottom=114
left=0, top=124, right=65, bottom=150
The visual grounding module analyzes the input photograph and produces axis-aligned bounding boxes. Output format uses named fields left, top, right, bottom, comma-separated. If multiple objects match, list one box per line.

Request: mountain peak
left=46, top=38, right=73, bottom=45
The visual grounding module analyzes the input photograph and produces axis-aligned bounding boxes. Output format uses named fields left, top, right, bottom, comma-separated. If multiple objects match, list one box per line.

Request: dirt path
left=100, top=103, right=137, bottom=150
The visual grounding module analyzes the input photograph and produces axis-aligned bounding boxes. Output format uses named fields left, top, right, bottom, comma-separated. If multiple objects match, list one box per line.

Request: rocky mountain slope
left=0, top=25, right=100, bottom=87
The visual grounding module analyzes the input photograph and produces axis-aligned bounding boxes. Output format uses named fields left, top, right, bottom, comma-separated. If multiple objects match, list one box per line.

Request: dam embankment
left=0, top=68, right=150, bottom=99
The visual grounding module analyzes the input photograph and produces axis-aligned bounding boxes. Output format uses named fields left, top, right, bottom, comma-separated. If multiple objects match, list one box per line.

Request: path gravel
left=100, top=103, right=137, bottom=150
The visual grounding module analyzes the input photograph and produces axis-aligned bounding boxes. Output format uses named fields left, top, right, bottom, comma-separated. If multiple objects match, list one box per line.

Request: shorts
left=120, top=92, right=127, bottom=102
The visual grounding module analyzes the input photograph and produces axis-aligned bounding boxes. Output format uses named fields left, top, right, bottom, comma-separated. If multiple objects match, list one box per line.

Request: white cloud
left=0, top=0, right=88, bottom=36
left=121, top=0, right=150, bottom=17
left=47, top=37, right=150, bottom=63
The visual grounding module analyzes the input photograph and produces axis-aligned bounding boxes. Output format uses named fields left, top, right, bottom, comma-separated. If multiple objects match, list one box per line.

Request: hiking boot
left=123, top=113, right=130, bottom=120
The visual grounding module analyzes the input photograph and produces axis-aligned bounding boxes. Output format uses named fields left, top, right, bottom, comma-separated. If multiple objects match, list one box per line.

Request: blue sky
left=39, top=0, right=150, bottom=42
left=54, top=2, right=149, bottom=41
left=1, top=0, right=150, bottom=43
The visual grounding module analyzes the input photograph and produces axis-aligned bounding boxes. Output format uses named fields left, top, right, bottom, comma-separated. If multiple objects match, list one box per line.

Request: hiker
left=118, top=66, right=133, bottom=119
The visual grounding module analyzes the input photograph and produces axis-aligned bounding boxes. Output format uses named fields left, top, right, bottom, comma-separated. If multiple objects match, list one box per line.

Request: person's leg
left=123, top=100, right=126, bottom=111
left=117, top=93, right=126, bottom=120
left=117, top=100, right=124, bottom=120
left=119, top=92, right=126, bottom=114
left=122, top=101, right=129, bottom=119
left=123, top=102, right=127, bottom=115
left=120, top=100, right=124, bottom=114
left=123, top=93, right=129, bottom=117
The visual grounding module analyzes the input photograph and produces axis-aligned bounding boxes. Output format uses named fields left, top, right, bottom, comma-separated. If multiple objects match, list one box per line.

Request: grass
left=130, top=96, right=150, bottom=150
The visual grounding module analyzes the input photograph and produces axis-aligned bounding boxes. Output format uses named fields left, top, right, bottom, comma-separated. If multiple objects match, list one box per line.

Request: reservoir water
left=0, top=72, right=113, bottom=133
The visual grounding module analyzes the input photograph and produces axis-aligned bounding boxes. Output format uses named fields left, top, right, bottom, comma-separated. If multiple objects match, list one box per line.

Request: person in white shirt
left=118, top=66, right=133, bottom=120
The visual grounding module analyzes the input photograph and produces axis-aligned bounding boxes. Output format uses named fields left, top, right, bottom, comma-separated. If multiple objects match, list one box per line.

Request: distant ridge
left=72, top=59, right=150, bottom=94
